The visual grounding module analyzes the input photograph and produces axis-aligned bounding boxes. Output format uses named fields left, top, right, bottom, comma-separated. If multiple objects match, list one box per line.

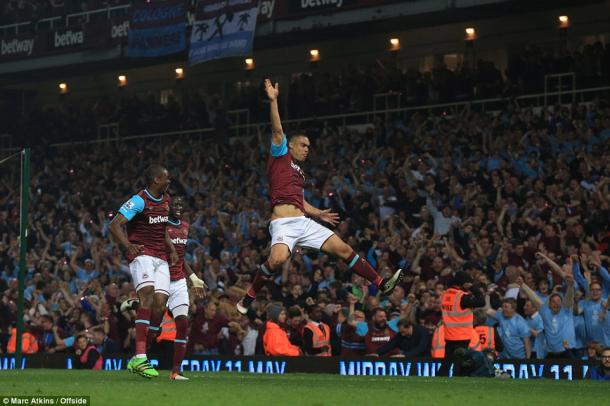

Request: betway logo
left=171, top=237, right=187, bottom=245
left=300, top=0, right=344, bottom=9
left=54, top=30, right=84, bottom=48
left=1, top=38, right=34, bottom=56
left=290, top=161, right=305, bottom=179
left=111, top=21, right=129, bottom=39
left=259, top=0, right=275, bottom=18
left=149, top=216, right=169, bottom=224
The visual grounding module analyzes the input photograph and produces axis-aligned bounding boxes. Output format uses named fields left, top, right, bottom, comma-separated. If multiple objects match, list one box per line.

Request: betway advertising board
left=0, top=26, right=91, bottom=62
left=0, top=34, right=38, bottom=61
left=272, top=0, right=403, bottom=19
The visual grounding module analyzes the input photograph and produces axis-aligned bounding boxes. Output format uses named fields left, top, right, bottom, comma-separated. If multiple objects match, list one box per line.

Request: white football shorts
left=129, top=255, right=170, bottom=294
left=167, top=278, right=189, bottom=318
left=269, top=216, right=334, bottom=253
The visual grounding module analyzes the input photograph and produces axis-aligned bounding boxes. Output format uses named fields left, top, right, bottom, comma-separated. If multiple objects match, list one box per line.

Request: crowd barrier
left=0, top=354, right=595, bottom=380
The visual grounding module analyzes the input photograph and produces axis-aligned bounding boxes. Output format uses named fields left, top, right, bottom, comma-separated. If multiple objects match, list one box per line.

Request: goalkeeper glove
left=189, top=273, right=206, bottom=289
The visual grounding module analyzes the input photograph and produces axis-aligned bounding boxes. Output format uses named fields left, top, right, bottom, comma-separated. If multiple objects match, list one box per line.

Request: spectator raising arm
left=518, top=278, right=543, bottom=310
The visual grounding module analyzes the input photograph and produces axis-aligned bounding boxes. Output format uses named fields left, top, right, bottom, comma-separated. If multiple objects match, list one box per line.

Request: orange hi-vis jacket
left=431, top=325, right=446, bottom=358
left=7, top=328, right=39, bottom=354
left=441, top=287, right=474, bottom=341
left=303, top=321, right=331, bottom=357
left=432, top=325, right=483, bottom=358
left=470, top=325, right=495, bottom=351
left=263, top=321, right=300, bottom=356
left=157, top=310, right=177, bottom=343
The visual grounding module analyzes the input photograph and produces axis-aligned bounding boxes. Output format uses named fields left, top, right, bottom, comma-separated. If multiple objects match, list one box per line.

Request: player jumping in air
left=109, top=164, right=178, bottom=379
left=237, top=79, right=404, bottom=315
left=148, top=196, right=206, bottom=380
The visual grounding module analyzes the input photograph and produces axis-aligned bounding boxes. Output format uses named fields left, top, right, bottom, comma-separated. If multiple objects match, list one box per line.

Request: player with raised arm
left=237, top=79, right=404, bottom=315
left=148, top=196, right=206, bottom=380
left=109, top=164, right=178, bottom=379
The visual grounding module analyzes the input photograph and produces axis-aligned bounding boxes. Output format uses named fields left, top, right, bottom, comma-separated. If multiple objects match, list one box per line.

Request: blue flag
left=128, top=0, right=187, bottom=58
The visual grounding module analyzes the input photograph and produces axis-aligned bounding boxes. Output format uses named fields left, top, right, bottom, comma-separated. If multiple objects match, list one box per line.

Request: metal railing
left=0, top=5, right=130, bottom=36
left=52, top=126, right=216, bottom=148
left=373, top=92, right=402, bottom=121
left=97, top=123, right=120, bottom=141
left=544, top=73, right=576, bottom=106
left=65, top=6, right=129, bottom=27
left=227, top=109, right=251, bottom=138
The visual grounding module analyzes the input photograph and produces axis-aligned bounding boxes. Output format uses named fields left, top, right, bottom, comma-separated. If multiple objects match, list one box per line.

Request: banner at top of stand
left=128, top=0, right=187, bottom=58
left=188, top=0, right=258, bottom=65
left=198, top=0, right=259, bottom=19
left=129, top=0, right=187, bottom=29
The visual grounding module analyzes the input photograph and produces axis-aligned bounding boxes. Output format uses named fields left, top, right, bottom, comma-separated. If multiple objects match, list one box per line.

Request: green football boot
left=127, top=357, right=159, bottom=378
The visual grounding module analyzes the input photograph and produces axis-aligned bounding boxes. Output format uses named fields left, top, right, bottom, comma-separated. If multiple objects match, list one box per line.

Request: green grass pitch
left=0, top=370, right=607, bottom=406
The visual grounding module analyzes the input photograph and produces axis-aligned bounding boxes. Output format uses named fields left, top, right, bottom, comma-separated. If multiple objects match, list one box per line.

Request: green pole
left=16, top=148, right=30, bottom=368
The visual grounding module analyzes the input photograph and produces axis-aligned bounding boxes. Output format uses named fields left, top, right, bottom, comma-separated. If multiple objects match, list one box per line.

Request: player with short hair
left=237, top=79, right=403, bottom=315
left=109, top=164, right=178, bottom=379
left=149, top=196, right=206, bottom=380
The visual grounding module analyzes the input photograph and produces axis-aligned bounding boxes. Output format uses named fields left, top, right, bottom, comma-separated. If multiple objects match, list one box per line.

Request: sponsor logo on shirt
left=290, top=161, right=305, bottom=179
left=149, top=215, right=169, bottom=224
left=171, top=237, right=187, bottom=245
left=371, top=336, right=391, bottom=342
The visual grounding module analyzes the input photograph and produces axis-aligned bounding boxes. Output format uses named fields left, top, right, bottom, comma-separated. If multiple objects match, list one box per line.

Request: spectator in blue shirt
left=521, top=272, right=576, bottom=358
left=486, top=298, right=531, bottom=359
left=70, top=253, right=99, bottom=285
left=523, top=298, right=546, bottom=359
left=576, top=282, right=605, bottom=344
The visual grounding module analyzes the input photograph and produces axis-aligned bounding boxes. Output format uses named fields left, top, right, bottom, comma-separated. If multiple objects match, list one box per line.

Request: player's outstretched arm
left=264, top=78, right=284, bottom=146
left=304, top=199, right=339, bottom=226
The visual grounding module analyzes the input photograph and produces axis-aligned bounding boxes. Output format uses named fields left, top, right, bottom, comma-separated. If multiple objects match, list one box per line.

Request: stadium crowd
left=5, top=39, right=610, bottom=147
left=283, top=41, right=610, bottom=118
left=1, top=89, right=610, bottom=366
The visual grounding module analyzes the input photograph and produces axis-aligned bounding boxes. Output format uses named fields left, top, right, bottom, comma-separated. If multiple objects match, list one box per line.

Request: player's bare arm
left=109, top=213, right=143, bottom=257
left=184, top=262, right=206, bottom=299
left=165, top=230, right=179, bottom=266
left=304, top=199, right=340, bottom=226
left=265, top=78, right=284, bottom=146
